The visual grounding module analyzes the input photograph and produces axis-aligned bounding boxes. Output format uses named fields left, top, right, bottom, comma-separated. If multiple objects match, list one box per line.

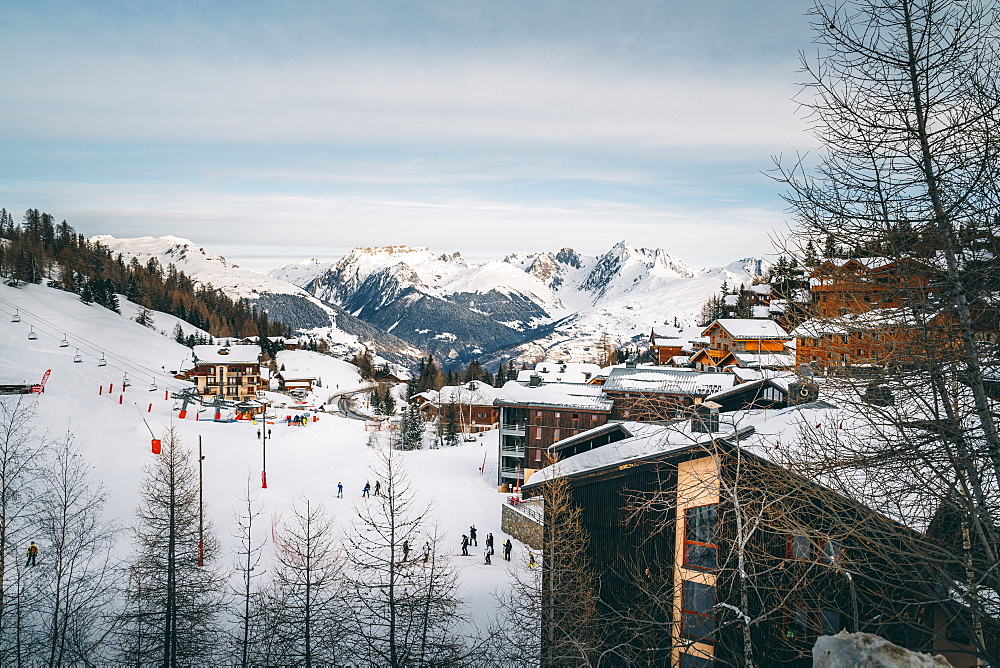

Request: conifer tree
left=116, top=429, right=226, bottom=666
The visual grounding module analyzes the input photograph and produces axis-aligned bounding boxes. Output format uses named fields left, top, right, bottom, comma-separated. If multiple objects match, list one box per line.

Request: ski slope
left=0, top=282, right=522, bottom=635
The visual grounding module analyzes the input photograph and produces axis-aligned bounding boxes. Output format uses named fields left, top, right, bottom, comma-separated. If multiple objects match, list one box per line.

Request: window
left=820, top=538, right=841, bottom=564
left=784, top=608, right=842, bottom=642
left=535, top=427, right=542, bottom=439
left=572, top=413, right=579, bottom=420
left=534, top=450, right=542, bottom=462
left=680, top=654, right=714, bottom=668
left=553, top=429, right=561, bottom=440
left=684, top=504, right=718, bottom=571
left=787, top=533, right=810, bottom=560
left=681, top=581, right=715, bottom=641
left=591, top=414, right=599, bottom=420
left=554, top=412, right=561, bottom=418
left=536, top=411, right=542, bottom=417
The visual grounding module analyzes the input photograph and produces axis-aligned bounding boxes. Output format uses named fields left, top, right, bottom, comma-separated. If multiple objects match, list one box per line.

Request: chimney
left=690, top=401, right=722, bottom=433
left=625, top=354, right=638, bottom=369
left=528, top=374, right=542, bottom=387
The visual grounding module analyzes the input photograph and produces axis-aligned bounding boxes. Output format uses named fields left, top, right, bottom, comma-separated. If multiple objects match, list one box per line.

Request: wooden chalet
left=521, top=406, right=995, bottom=666
left=437, top=381, right=500, bottom=433
left=689, top=348, right=738, bottom=372
left=188, top=345, right=264, bottom=401
left=810, top=257, right=936, bottom=319
left=650, top=326, right=686, bottom=365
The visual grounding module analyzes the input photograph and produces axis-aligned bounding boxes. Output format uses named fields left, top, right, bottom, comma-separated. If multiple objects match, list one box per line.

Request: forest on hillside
left=0, top=208, right=290, bottom=341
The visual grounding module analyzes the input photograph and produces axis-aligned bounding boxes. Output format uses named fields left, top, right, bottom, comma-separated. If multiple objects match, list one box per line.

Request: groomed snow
left=0, top=282, right=526, bottom=637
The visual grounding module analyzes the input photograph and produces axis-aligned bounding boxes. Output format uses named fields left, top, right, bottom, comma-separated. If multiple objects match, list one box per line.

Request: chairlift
left=98, top=354, right=107, bottom=367
left=150, top=382, right=158, bottom=392
left=73, top=349, right=83, bottom=363
left=27, top=326, right=38, bottom=341
left=11, top=309, right=21, bottom=323
left=60, top=334, right=69, bottom=348
left=123, top=374, right=131, bottom=387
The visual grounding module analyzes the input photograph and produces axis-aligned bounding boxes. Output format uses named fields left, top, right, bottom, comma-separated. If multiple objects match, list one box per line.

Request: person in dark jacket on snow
left=362, top=481, right=370, bottom=497
left=485, top=532, right=494, bottom=555
left=502, top=539, right=512, bottom=561
left=461, top=535, right=469, bottom=556
left=469, top=525, right=477, bottom=546
left=401, top=540, right=410, bottom=562
left=374, top=480, right=381, bottom=496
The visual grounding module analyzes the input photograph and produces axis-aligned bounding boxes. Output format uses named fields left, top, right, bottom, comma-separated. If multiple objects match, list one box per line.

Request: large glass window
left=684, top=504, right=718, bottom=571
left=680, top=653, right=714, bottom=668
left=681, top=581, right=716, bottom=641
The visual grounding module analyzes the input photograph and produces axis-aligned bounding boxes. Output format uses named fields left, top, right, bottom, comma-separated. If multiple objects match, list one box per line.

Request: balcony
left=500, top=444, right=525, bottom=458
left=500, top=423, right=526, bottom=436
left=500, top=466, right=523, bottom=480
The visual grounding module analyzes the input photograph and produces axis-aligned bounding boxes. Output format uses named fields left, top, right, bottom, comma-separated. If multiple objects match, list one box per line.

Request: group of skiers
left=460, top=525, right=515, bottom=565
left=334, top=480, right=382, bottom=499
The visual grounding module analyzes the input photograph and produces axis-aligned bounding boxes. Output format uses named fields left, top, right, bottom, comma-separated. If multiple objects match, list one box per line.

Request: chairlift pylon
left=73, top=349, right=83, bottom=363
left=60, top=334, right=69, bottom=348
left=11, top=310, right=21, bottom=323
left=27, top=326, right=38, bottom=341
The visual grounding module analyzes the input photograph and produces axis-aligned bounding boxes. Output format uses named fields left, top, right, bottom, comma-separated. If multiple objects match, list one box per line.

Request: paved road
left=324, top=386, right=378, bottom=421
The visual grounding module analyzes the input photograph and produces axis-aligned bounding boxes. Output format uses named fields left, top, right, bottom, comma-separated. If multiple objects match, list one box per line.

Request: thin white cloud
left=2, top=51, right=808, bottom=149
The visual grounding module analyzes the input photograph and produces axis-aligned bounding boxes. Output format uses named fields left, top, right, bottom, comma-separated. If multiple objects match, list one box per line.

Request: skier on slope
left=469, top=525, right=477, bottom=546
left=485, top=532, right=494, bottom=555
left=362, top=481, right=371, bottom=497
left=422, top=541, right=431, bottom=564
left=484, top=548, right=491, bottom=565
left=502, top=539, right=512, bottom=561
left=401, top=540, right=410, bottom=562
left=25, top=541, right=38, bottom=567
left=374, top=480, right=381, bottom=496
left=461, top=535, right=469, bottom=556
left=337, top=482, right=343, bottom=498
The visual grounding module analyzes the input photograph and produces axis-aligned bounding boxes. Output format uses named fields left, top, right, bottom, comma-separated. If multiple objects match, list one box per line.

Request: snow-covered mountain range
left=273, top=241, right=772, bottom=364
left=92, top=235, right=769, bottom=365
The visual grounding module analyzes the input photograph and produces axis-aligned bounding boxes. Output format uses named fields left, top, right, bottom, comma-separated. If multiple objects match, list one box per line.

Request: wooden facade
left=810, top=258, right=936, bottom=318
left=522, top=433, right=993, bottom=666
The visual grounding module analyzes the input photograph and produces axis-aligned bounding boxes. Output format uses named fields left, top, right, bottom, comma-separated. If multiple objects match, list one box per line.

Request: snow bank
left=813, top=631, right=952, bottom=667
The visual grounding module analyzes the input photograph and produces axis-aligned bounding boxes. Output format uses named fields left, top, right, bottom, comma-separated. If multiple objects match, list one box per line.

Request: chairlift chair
left=98, top=354, right=107, bottom=367
left=11, top=310, right=20, bottom=323
left=73, top=349, right=83, bottom=363
left=123, top=374, right=131, bottom=387
left=60, top=334, right=69, bottom=348
left=27, top=327, right=38, bottom=340
left=150, top=382, right=158, bottom=392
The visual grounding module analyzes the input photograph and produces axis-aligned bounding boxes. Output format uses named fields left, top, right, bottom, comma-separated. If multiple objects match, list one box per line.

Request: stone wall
left=501, top=503, right=543, bottom=550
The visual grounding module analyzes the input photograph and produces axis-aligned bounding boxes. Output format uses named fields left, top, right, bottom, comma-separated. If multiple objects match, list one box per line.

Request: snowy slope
left=0, top=281, right=523, bottom=635
left=92, top=235, right=421, bottom=362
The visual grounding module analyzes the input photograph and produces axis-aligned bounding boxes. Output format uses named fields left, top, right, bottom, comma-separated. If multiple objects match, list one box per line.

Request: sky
left=0, top=0, right=821, bottom=271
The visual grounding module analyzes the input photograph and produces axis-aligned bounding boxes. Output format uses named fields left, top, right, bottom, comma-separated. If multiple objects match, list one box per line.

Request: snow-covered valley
left=0, top=281, right=521, bottom=656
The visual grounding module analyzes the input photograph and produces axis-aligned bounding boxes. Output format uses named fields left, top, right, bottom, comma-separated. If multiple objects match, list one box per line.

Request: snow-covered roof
left=192, top=345, right=261, bottom=364
left=731, top=352, right=796, bottom=369
left=493, top=380, right=613, bottom=412
left=747, top=284, right=772, bottom=295
left=668, top=355, right=691, bottom=366
left=437, top=381, right=500, bottom=406
left=602, top=366, right=736, bottom=396
left=703, top=318, right=791, bottom=339
left=723, top=294, right=740, bottom=306
left=653, top=337, right=683, bottom=347
left=750, top=305, right=770, bottom=319
left=516, top=361, right=602, bottom=384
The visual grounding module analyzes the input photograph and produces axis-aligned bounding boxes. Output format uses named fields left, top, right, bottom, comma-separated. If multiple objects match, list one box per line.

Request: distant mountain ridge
left=90, top=235, right=771, bottom=366
left=274, top=240, right=772, bottom=364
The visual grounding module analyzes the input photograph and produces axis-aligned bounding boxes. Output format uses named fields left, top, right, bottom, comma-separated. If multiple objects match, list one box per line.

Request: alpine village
left=1, top=2, right=999, bottom=668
